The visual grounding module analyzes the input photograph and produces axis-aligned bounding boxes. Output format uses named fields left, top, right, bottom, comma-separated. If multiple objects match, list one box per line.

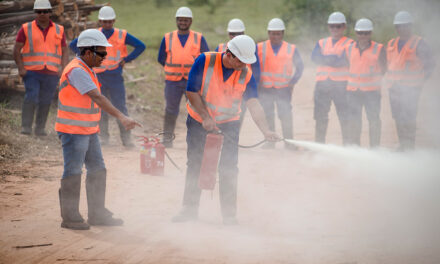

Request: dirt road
left=1, top=69, right=440, bottom=264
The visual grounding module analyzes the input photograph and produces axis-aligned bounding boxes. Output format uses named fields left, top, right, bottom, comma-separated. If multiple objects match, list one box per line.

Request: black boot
left=163, top=112, right=177, bottom=148
left=21, top=101, right=36, bottom=135
left=171, top=206, right=198, bottom=223
left=86, top=169, right=123, bottom=226
left=34, top=104, right=51, bottom=136
left=118, top=121, right=135, bottom=149
left=59, top=175, right=90, bottom=230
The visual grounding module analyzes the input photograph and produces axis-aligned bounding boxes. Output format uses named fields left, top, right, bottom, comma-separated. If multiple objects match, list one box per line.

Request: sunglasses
left=35, top=10, right=51, bottom=14
left=329, top=24, right=344, bottom=29
left=229, top=32, right=243, bottom=37
left=94, top=51, right=107, bottom=58
left=356, top=31, right=371, bottom=35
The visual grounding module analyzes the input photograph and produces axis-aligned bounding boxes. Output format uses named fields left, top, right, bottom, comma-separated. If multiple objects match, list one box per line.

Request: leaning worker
left=70, top=6, right=146, bottom=148
left=386, top=11, right=435, bottom=151
left=216, top=18, right=261, bottom=128
left=13, top=0, right=68, bottom=136
left=345, top=18, right=386, bottom=147
left=56, top=29, right=140, bottom=230
left=257, top=18, right=304, bottom=150
left=172, top=35, right=280, bottom=225
left=157, top=6, right=209, bottom=147
left=311, top=12, right=353, bottom=144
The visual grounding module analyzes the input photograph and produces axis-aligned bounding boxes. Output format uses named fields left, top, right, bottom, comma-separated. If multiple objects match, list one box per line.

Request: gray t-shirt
left=67, top=58, right=98, bottom=95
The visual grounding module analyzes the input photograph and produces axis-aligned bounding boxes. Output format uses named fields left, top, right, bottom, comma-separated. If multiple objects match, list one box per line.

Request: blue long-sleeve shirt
left=311, top=38, right=349, bottom=68
left=157, top=33, right=210, bottom=67
left=186, top=53, right=258, bottom=101
left=69, top=28, right=146, bottom=75
left=256, top=43, right=304, bottom=86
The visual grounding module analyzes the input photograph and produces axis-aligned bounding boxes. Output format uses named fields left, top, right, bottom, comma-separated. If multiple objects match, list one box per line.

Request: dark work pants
left=346, top=90, right=381, bottom=147
left=258, top=87, right=293, bottom=139
left=313, top=80, right=349, bottom=144
left=165, top=79, right=187, bottom=116
left=389, top=84, right=422, bottom=150
left=183, top=115, right=240, bottom=218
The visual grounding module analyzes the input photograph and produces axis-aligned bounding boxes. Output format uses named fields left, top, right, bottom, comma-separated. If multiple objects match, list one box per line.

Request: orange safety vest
left=386, top=35, right=424, bottom=88
left=55, top=58, right=101, bottom=135
left=346, top=41, right=384, bottom=91
left=21, top=20, right=64, bottom=73
left=257, top=40, right=296, bottom=89
left=217, top=42, right=227, bottom=53
left=316, top=36, right=353, bottom=82
left=164, top=30, right=202, bottom=81
left=187, top=52, right=253, bottom=124
left=94, top=27, right=128, bottom=73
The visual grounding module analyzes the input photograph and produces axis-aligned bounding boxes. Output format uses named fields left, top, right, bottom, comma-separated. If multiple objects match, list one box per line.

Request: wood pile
left=0, top=0, right=105, bottom=91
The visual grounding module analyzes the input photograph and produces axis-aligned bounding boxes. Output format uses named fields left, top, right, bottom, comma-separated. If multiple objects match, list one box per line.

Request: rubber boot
left=117, top=121, right=135, bottom=149
left=21, top=101, right=36, bottom=135
left=163, top=112, right=177, bottom=148
left=59, top=175, right=90, bottom=230
left=34, top=104, right=51, bottom=136
left=99, top=112, right=110, bottom=146
left=86, top=169, right=123, bottom=226
left=171, top=206, right=198, bottom=223
left=315, top=119, right=328, bottom=143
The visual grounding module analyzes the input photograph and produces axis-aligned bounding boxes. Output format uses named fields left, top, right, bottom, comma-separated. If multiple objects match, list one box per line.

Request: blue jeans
left=183, top=115, right=240, bottom=217
left=58, top=132, right=106, bottom=178
left=23, top=70, right=59, bottom=105
left=165, top=80, right=187, bottom=116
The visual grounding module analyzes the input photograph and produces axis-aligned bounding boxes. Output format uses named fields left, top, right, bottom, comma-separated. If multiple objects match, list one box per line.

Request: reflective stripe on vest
left=22, top=21, right=63, bottom=72
left=187, top=52, right=251, bottom=123
left=316, top=36, right=352, bottom=82
left=164, top=30, right=202, bottom=81
left=217, top=43, right=226, bottom=53
left=258, top=40, right=296, bottom=89
left=346, top=41, right=383, bottom=91
left=55, top=58, right=101, bottom=135
left=386, top=36, right=424, bottom=88
left=94, top=28, right=128, bottom=73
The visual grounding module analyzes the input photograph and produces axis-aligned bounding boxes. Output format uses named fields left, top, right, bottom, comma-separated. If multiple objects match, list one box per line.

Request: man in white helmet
left=386, top=11, right=435, bottom=151
left=215, top=18, right=261, bottom=128
left=157, top=7, right=210, bottom=147
left=172, top=35, right=280, bottom=225
left=311, top=11, right=353, bottom=144
left=345, top=18, right=387, bottom=147
left=14, top=0, right=69, bottom=136
left=257, top=18, right=304, bottom=150
left=56, top=29, right=140, bottom=230
left=70, top=6, right=146, bottom=148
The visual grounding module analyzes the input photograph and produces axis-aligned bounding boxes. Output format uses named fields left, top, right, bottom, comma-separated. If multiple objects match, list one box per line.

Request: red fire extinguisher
left=199, top=132, right=224, bottom=190
left=139, top=136, right=165, bottom=176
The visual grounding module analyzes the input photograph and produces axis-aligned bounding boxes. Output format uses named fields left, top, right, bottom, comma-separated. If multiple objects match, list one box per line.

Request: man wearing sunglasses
left=257, top=18, right=304, bottom=150
left=172, top=35, right=280, bottom=225
left=311, top=11, right=353, bottom=145
left=57, top=29, right=141, bottom=230
left=157, top=7, right=210, bottom=148
left=386, top=11, right=435, bottom=151
left=344, top=19, right=387, bottom=147
left=13, top=0, right=69, bottom=136
left=70, top=6, right=146, bottom=148
left=215, top=18, right=261, bottom=129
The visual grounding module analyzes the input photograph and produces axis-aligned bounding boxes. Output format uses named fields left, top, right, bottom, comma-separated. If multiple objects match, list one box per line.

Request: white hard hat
left=267, top=18, right=285, bottom=31
left=77, top=29, right=112, bottom=47
left=98, top=6, right=116, bottom=20
left=227, top=35, right=256, bottom=64
left=355, top=18, right=373, bottom=31
left=34, top=0, right=51, bottom=10
left=227, top=18, right=245, bottom=33
left=175, top=6, right=193, bottom=18
left=328, top=11, right=347, bottom=24
left=394, top=11, right=413, bottom=25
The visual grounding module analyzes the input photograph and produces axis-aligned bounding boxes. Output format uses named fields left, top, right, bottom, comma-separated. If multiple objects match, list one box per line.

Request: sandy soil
left=1, top=68, right=440, bottom=264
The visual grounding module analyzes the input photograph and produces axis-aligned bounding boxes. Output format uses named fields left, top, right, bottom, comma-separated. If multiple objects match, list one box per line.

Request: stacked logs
left=0, top=0, right=105, bottom=91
